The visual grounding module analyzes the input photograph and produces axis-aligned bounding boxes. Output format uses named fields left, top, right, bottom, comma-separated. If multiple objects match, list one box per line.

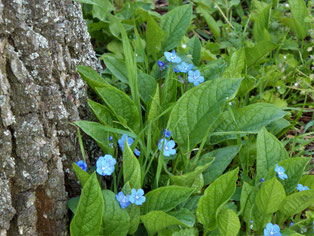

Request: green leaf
left=222, top=48, right=246, bottom=78
left=141, top=186, right=194, bottom=214
left=123, top=139, right=141, bottom=189
left=102, top=55, right=128, bottom=83
left=217, top=209, right=240, bottom=236
left=187, top=36, right=202, bottom=66
left=146, top=15, right=165, bottom=57
left=100, top=190, right=130, bottom=236
left=168, top=77, right=242, bottom=151
left=77, top=65, right=108, bottom=89
left=245, top=41, right=277, bottom=66
left=70, top=172, right=103, bottom=236
left=95, top=86, right=140, bottom=133
left=278, top=191, right=314, bottom=219
left=209, top=103, right=286, bottom=144
left=168, top=208, right=195, bottom=227
left=197, top=168, right=239, bottom=230
left=288, top=0, right=310, bottom=39
left=141, top=211, right=189, bottom=236
left=172, top=228, right=198, bottom=236
left=253, top=5, right=271, bottom=42
left=146, top=85, right=160, bottom=130
left=161, top=66, right=177, bottom=109
left=255, top=177, right=286, bottom=215
left=281, top=228, right=303, bottom=236
left=72, top=163, right=90, bottom=188
left=256, top=127, right=288, bottom=182
left=198, top=7, right=220, bottom=38
left=75, top=121, right=110, bottom=152
left=171, top=158, right=214, bottom=187
left=160, top=4, right=193, bottom=51
left=240, top=182, right=257, bottom=223
left=264, top=157, right=311, bottom=194
left=137, top=71, right=157, bottom=105
left=88, top=99, right=114, bottom=126
left=68, top=196, right=80, bottom=214
left=300, top=175, right=314, bottom=190
left=199, top=146, right=241, bottom=185
left=74, top=0, right=114, bottom=11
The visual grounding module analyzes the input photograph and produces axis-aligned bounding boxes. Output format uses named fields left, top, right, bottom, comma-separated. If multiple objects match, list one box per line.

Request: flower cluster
left=158, top=129, right=176, bottom=157
left=264, top=223, right=281, bottom=236
left=115, top=188, right=146, bottom=209
left=274, top=164, right=288, bottom=180
left=118, top=134, right=141, bottom=156
left=159, top=50, right=204, bottom=86
left=96, top=155, right=116, bottom=176
left=296, top=184, right=310, bottom=191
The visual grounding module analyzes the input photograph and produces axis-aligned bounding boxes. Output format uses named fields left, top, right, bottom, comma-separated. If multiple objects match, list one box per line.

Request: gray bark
left=0, top=0, right=99, bottom=235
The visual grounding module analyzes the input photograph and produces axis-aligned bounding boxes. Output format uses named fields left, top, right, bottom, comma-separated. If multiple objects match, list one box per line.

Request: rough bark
left=0, top=0, right=99, bottom=235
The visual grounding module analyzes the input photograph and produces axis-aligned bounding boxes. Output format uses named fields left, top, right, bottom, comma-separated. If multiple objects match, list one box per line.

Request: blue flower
left=96, top=155, right=116, bottom=176
left=173, top=67, right=180, bottom=73
left=118, top=134, right=141, bottom=156
left=264, top=223, right=282, bottom=236
left=158, top=138, right=176, bottom=157
left=76, top=160, right=87, bottom=172
left=296, top=184, right=310, bottom=191
left=129, top=188, right=146, bottom=205
left=109, top=136, right=113, bottom=141
left=115, top=191, right=131, bottom=209
left=188, top=70, right=204, bottom=86
left=177, top=62, right=194, bottom=73
left=164, top=129, right=171, bottom=139
left=158, top=60, right=166, bottom=71
left=260, top=178, right=264, bottom=182
left=275, top=164, right=288, bottom=180
left=164, top=50, right=181, bottom=63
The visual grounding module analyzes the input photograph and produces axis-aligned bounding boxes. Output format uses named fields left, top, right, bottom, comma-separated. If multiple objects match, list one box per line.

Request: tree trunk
left=0, top=0, right=98, bottom=235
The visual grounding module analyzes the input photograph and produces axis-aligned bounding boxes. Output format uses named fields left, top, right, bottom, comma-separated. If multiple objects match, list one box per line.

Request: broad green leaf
left=68, top=196, right=80, bottom=214
left=100, top=190, right=130, bottom=236
left=187, top=36, right=201, bottom=66
left=255, top=177, right=286, bottom=215
left=172, top=228, right=198, bottom=236
left=209, top=103, right=286, bottom=144
left=281, top=228, right=303, bottom=236
left=288, top=0, right=310, bottom=39
left=256, top=127, right=288, bottom=182
left=146, top=85, right=160, bottom=130
left=222, top=48, right=246, bottom=78
left=88, top=99, right=114, bottom=126
left=240, top=182, right=257, bottom=223
left=168, top=77, right=242, bottom=151
left=178, top=195, right=201, bottom=212
left=217, top=209, right=240, bottom=236
left=160, top=4, right=193, bottom=51
left=266, top=118, right=290, bottom=135
left=95, top=86, right=140, bottom=133
left=161, top=66, right=177, bottom=109
left=171, top=158, right=214, bottom=187
left=168, top=208, right=195, bottom=227
left=198, top=145, right=241, bottom=185
left=197, top=168, right=239, bottom=230
left=198, top=7, right=220, bottom=38
left=70, top=172, right=103, bottom=236
left=75, top=121, right=110, bottom=152
left=141, top=186, right=194, bottom=214
left=123, top=139, right=141, bottom=189
left=137, top=71, right=157, bottom=105
left=245, top=41, right=277, bottom=66
left=253, top=5, right=271, bottom=42
left=264, top=157, right=311, bottom=194
left=146, top=15, right=165, bottom=57
left=300, top=175, right=314, bottom=190
left=278, top=191, right=314, bottom=219
left=102, top=56, right=128, bottom=83
left=141, top=211, right=189, bottom=236
left=72, top=163, right=90, bottom=188
left=77, top=65, right=108, bottom=89
left=74, top=0, right=114, bottom=11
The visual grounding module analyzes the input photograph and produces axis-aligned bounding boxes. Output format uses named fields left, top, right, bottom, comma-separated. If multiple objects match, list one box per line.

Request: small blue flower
left=164, top=50, right=181, bottom=63
left=164, top=129, right=171, bottom=139
left=260, top=178, right=264, bottom=182
left=115, top=191, right=131, bottom=209
left=289, top=222, right=294, bottom=227
left=188, top=70, right=204, bottom=86
left=264, top=223, right=282, bottom=236
left=250, top=220, right=254, bottom=230
left=296, top=184, right=310, bottom=191
left=109, top=136, right=113, bottom=141
left=118, top=134, right=141, bottom=156
left=158, top=138, right=176, bottom=157
left=173, top=67, right=180, bottom=73
left=76, top=160, right=87, bottom=172
left=158, top=60, right=166, bottom=71
left=129, top=188, right=146, bottom=205
left=275, top=164, right=288, bottom=180
left=177, top=62, right=194, bottom=73
left=96, top=155, right=116, bottom=176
